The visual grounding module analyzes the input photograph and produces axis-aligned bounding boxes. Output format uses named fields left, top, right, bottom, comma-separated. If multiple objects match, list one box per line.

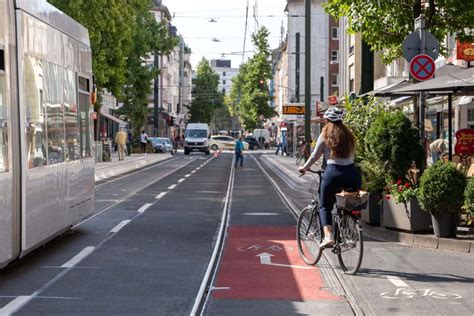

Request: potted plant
left=344, top=96, right=387, bottom=225
left=364, top=111, right=430, bottom=231
left=462, top=177, right=474, bottom=227
left=418, top=161, right=466, bottom=238
left=360, top=161, right=385, bottom=225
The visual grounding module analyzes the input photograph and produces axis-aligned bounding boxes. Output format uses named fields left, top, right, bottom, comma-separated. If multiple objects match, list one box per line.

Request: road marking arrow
left=256, top=253, right=313, bottom=270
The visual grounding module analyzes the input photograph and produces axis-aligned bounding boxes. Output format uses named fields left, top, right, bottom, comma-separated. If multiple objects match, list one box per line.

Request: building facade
left=210, top=59, right=239, bottom=96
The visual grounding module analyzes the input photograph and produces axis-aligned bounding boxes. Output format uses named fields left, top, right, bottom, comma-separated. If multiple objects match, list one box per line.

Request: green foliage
left=226, top=27, right=276, bottom=129
left=325, top=0, right=474, bottom=64
left=344, top=96, right=388, bottom=162
left=189, top=58, right=223, bottom=124
left=418, top=162, right=466, bottom=214
left=463, top=177, right=474, bottom=226
left=388, top=179, right=419, bottom=204
left=360, top=160, right=386, bottom=194
left=365, top=111, right=424, bottom=181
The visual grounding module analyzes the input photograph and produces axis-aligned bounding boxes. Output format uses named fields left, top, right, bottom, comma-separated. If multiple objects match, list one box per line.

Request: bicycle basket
left=335, top=190, right=368, bottom=210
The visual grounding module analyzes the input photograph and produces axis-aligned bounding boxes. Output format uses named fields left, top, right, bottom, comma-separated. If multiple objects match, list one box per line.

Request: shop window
left=24, top=55, right=47, bottom=168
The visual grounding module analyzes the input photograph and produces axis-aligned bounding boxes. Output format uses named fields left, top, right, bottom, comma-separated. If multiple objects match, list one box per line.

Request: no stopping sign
left=410, top=54, right=435, bottom=81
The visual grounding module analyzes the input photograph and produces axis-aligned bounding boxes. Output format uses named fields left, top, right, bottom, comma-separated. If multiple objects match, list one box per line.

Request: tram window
left=0, top=49, right=4, bottom=71
left=24, top=55, right=47, bottom=168
left=0, top=67, right=8, bottom=172
left=44, top=62, right=65, bottom=164
left=64, top=69, right=79, bottom=161
left=78, top=91, right=91, bottom=158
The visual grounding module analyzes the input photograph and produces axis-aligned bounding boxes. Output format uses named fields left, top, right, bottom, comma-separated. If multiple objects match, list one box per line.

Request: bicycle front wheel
left=297, top=207, right=323, bottom=265
left=336, top=215, right=363, bottom=275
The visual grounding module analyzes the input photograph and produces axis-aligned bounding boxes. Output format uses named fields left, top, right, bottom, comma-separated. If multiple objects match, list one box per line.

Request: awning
left=361, top=80, right=414, bottom=97
left=392, top=68, right=474, bottom=95
left=101, top=112, right=127, bottom=126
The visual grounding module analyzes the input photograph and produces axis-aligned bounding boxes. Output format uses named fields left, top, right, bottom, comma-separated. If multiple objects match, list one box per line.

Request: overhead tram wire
left=241, top=0, right=250, bottom=64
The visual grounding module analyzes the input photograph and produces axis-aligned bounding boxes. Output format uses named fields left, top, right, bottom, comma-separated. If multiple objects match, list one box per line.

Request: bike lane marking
left=212, top=226, right=341, bottom=301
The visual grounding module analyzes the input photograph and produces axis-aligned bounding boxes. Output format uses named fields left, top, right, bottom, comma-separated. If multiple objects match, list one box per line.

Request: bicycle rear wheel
left=336, top=215, right=363, bottom=275
left=297, top=206, right=323, bottom=265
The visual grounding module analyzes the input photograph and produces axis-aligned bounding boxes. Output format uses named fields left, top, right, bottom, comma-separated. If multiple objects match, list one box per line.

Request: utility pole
left=153, top=53, right=159, bottom=137
left=304, top=0, right=311, bottom=146
left=295, top=32, right=300, bottom=102
left=418, top=14, right=426, bottom=143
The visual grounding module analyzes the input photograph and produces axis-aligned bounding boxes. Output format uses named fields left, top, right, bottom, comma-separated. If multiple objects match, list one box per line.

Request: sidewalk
left=95, top=152, right=174, bottom=181
left=261, top=152, right=474, bottom=255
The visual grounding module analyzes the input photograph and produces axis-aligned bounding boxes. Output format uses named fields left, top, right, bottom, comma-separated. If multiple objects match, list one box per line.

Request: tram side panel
left=0, top=0, right=19, bottom=268
left=17, top=7, right=94, bottom=255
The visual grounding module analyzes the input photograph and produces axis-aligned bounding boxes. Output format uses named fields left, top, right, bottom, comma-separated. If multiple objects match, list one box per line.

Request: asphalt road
left=0, top=152, right=472, bottom=315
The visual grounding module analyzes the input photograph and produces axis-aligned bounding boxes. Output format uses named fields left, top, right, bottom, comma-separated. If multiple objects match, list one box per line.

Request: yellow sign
left=283, top=105, right=305, bottom=115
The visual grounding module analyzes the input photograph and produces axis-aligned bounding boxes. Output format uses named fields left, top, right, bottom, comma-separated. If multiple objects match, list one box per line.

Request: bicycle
left=296, top=169, right=366, bottom=275
left=295, top=143, right=310, bottom=165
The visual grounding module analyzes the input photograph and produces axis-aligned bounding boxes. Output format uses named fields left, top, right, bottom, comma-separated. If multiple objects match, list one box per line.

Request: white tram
left=0, top=0, right=95, bottom=268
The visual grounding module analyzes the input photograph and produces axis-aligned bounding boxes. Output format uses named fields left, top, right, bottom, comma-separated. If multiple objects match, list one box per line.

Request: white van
left=253, top=129, right=270, bottom=148
left=184, top=123, right=210, bottom=155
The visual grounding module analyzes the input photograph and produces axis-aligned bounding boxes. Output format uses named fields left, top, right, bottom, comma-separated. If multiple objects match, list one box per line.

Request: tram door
left=0, top=0, right=18, bottom=268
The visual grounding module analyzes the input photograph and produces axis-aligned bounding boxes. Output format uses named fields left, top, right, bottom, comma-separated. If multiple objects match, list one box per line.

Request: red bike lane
left=213, top=226, right=339, bottom=301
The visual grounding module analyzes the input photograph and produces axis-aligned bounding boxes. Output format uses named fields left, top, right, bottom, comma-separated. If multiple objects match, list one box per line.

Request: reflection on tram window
left=0, top=69, right=8, bottom=172
left=44, top=61, right=65, bottom=164
left=78, top=91, right=91, bottom=158
left=24, top=55, right=47, bottom=168
left=64, top=69, right=79, bottom=161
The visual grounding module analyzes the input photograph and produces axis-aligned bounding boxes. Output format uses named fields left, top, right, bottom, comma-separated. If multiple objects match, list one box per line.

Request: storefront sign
left=456, top=41, right=474, bottom=62
left=283, top=105, right=305, bottom=115
left=455, top=128, right=474, bottom=155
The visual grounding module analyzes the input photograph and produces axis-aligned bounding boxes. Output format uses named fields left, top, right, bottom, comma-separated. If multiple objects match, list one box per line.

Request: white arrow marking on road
left=256, top=253, right=313, bottom=270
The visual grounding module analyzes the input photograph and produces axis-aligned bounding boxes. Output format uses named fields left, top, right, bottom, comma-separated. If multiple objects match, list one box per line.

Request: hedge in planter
left=364, top=111, right=424, bottom=182
left=462, top=177, right=474, bottom=226
left=418, top=161, right=466, bottom=237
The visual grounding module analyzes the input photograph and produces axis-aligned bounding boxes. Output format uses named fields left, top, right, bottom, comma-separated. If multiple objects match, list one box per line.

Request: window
left=468, top=108, right=474, bottom=121
left=349, top=79, right=355, bottom=93
left=331, top=50, right=339, bottom=62
left=0, top=48, right=8, bottom=172
left=223, top=80, right=226, bottom=85
left=24, top=55, right=47, bottom=168
left=331, top=27, right=339, bottom=40
left=78, top=76, right=92, bottom=158
left=331, top=74, right=339, bottom=86
left=349, top=34, right=355, bottom=54
left=64, top=69, right=80, bottom=161
left=222, top=88, right=226, bottom=95
left=223, top=71, right=226, bottom=77
left=44, top=62, right=65, bottom=164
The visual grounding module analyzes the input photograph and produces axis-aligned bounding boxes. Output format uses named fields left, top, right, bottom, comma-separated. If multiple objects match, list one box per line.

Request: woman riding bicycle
left=298, top=107, right=361, bottom=249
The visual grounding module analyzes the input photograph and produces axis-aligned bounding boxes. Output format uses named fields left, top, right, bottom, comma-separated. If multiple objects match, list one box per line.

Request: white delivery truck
left=184, top=123, right=210, bottom=155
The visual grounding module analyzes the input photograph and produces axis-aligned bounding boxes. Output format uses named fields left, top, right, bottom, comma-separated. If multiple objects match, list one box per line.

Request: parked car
left=148, top=137, right=172, bottom=153
left=209, top=135, right=249, bottom=151
left=244, top=137, right=260, bottom=150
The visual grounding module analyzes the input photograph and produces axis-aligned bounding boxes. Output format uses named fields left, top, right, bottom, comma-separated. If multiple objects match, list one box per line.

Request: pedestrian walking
left=275, top=135, right=282, bottom=155
left=140, top=130, right=148, bottom=154
left=174, top=134, right=181, bottom=154
left=115, top=127, right=127, bottom=161
left=235, top=136, right=244, bottom=168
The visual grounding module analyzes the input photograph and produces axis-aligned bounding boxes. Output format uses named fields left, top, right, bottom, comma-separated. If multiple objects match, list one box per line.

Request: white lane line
left=138, top=203, right=153, bottom=213
left=168, top=184, right=177, bottom=190
left=243, top=212, right=281, bottom=216
left=178, top=178, right=185, bottom=183
left=196, top=167, right=201, bottom=170
left=185, top=174, right=191, bottom=178
left=195, top=191, right=221, bottom=194
left=155, top=192, right=168, bottom=200
left=61, top=246, right=96, bottom=268
left=191, top=171, right=196, bottom=174
left=110, top=220, right=131, bottom=233
left=387, top=276, right=409, bottom=287
left=0, top=296, right=31, bottom=315
left=211, top=287, right=231, bottom=290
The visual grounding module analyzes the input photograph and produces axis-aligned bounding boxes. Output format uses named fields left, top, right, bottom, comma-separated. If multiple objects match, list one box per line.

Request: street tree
left=188, top=58, right=223, bottom=124
left=227, top=27, right=275, bottom=130
left=120, top=1, right=178, bottom=136
left=325, top=0, right=474, bottom=63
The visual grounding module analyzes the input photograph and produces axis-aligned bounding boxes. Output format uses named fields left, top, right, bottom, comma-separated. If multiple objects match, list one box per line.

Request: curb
left=362, top=224, right=473, bottom=254
left=95, top=154, right=174, bottom=182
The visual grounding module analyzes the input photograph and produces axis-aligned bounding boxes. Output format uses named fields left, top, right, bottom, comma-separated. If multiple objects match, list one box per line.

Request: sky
left=163, top=0, right=288, bottom=69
